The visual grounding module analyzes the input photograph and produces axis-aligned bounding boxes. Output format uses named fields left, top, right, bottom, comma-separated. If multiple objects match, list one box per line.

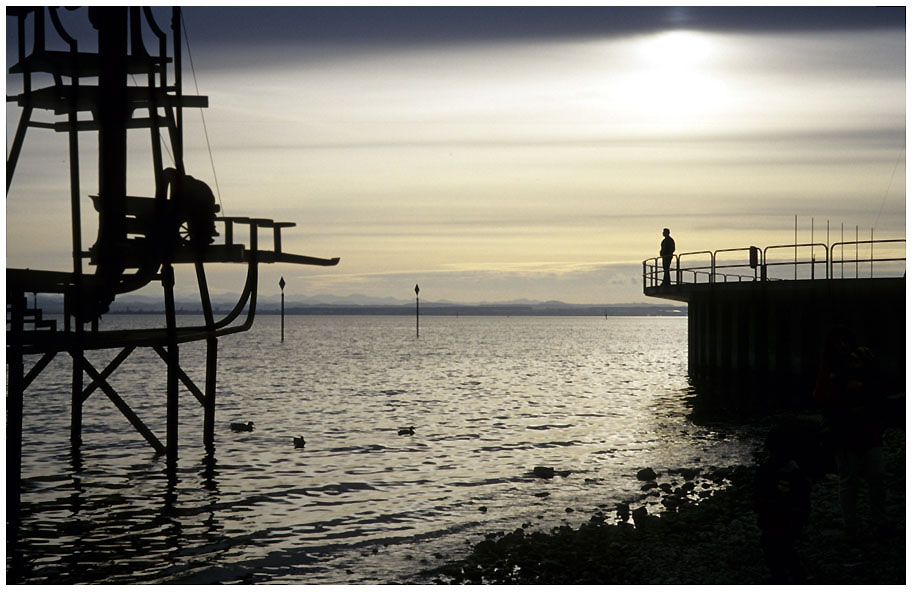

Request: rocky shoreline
left=420, top=426, right=905, bottom=584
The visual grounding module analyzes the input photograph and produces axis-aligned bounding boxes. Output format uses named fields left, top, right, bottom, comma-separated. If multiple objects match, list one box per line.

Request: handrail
left=676, top=250, right=713, bottom=285
left=643, top=238, right=905, bottom=291
left=830, top=238, right=905, bottom=279
left=763, top=242, right=828, bottom=280
left=713, top=247, right=760, bottom=283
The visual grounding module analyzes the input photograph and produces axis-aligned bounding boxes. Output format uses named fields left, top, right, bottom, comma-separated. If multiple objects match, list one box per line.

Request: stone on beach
left=615, top=503, right=630, bottom=522
left=424, top=427, right=905, bottom=585
left=636, top=467, right=657, bottom=481
left=631, top=506, right=648, bottom=529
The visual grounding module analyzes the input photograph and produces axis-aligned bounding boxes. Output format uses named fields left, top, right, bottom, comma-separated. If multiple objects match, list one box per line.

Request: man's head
left=663, top=228, right=670, bottom=237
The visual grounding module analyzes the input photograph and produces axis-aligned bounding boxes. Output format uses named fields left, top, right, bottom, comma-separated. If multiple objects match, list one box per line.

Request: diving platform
left=643, top=241, right=905, bottom=408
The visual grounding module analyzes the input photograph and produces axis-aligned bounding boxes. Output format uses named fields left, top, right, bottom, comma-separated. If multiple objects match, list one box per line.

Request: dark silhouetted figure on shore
left=754, top=422, right=811, bottom=584
left=814, top=326, right=888, bottom=542
left=660, top=228, right=675, bottom=286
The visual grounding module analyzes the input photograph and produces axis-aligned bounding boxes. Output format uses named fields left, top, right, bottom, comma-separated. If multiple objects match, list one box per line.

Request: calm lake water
left=10, top=315, right=761, bottom=584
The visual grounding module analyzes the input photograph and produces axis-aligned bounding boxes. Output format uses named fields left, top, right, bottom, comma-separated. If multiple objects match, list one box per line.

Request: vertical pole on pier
left=794, top=215, right=798, bottom=280
left=162, top=8, right=182, bottom=473
left=193, top=259, right=217, bottom=453
left=841, top=223, right=845, bottom=278
left=279, top=276, right=286, bottom=343
left=172, top=7, right=183, bottom=167
left=415, top=284, right=420, bottom=338
left=855, top=226, right=859, bottom=278
left=827, top=220, right=830, bottom=279
left=71, top=350, right=84, bottom=448
left=7, top=293, right=25, bottom=544
left=826, top=220, right=829, bottom=270
left=204, top=337, right=217, bottom=453
left=164, top=263, right=179, bottom=466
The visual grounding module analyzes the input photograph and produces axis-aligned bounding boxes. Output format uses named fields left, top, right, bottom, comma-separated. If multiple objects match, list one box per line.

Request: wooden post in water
left=163, top=263, right=179, bottom=466
left=204, top=338, right=217, bottom=453
left=7, top=294, right=25, bottom=539
left=279, top=276, right=286, bottom=343
left=415, top=284, right=420, bottom=338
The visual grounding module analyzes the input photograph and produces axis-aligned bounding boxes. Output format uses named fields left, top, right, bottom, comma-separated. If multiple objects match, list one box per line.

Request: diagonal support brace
left=152, top=344, right=205, bottom=406
left=81, top=345, right=135, bottom=404
left=22, top=350, right=59, bottom=391
left=72, top=352, right=166, bottom=455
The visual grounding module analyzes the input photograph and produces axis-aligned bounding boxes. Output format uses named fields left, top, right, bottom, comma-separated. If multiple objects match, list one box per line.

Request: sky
left=5, top=5, right=907, bottom=304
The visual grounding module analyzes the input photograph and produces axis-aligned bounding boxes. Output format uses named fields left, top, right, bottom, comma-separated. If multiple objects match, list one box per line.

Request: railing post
left=644, top=239, right=902, bottom=293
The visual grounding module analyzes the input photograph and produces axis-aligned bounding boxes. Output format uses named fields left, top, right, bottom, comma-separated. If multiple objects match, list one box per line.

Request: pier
left=643, top=239, right=905, bottom=407
left=5, top=6, right=338, bottom=541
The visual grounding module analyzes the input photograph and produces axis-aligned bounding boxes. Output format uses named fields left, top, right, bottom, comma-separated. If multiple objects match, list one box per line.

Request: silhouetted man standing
left=660, top=228, right=675, bottom=286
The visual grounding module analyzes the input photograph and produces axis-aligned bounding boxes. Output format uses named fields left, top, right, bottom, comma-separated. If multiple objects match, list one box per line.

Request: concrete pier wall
left=682, top=277, right=904, bottom=408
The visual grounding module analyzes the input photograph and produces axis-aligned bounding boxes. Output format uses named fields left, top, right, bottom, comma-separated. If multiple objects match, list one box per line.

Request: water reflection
left=201, top=452, right=219, bottom=492
left=9, top=316, right=762, bottom=584
left=683, top=377, right=771, bottom=425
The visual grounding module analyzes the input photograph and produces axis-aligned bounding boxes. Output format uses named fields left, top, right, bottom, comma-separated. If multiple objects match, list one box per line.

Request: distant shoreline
left=32, top=301, right=687, bottom=317
left=108, top=305, right=687, bottom=317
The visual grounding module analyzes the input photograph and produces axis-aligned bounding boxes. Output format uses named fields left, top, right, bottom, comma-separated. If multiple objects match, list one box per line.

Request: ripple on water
left=12, top=316, right=760, bottom=584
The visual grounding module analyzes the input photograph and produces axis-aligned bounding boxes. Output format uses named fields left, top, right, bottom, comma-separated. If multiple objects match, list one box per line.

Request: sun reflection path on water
left=12, top=315, right=762, bottom=584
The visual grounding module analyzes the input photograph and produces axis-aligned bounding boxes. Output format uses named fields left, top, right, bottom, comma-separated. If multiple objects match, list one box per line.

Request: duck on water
left=230, top=421, right=254, bottom=432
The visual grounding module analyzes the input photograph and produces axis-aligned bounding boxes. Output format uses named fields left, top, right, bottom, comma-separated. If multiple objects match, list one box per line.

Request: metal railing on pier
left=643, top=238, right=905, bottom=291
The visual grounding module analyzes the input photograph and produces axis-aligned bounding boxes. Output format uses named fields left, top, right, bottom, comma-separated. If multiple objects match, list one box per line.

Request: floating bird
left=293, top=435, right=305, bottom=448
left=398, top=426, right=415, bottom=436
left=230, top=421, right=254, bottom=432
left=533, top=466, right=556, bottom=479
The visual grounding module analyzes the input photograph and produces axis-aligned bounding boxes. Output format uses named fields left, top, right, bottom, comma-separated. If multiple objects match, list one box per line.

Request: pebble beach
left=422, top=426, right=905, bottom=584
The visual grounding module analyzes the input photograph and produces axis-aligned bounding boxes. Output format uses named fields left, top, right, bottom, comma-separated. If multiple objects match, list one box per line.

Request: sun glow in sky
left=5, top=6, right=906, bottom=304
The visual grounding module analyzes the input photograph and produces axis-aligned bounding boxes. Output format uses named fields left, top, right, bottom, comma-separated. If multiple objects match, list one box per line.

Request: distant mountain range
left=28, top=293, right=686, bottom=316
left=268, top=301, right=686, bottom=317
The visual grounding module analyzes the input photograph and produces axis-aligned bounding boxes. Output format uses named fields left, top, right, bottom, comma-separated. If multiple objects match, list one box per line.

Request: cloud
left=6, top=9, right=905, bottom=306
left=183, top=7, right=904, bottom=54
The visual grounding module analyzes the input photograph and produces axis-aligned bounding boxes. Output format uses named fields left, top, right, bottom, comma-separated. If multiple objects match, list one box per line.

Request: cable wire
left=874, top=146, right=904, bottom=231
left=130, top=72, right=176, bottom=167
left=180, top=10, right=225, bottom=215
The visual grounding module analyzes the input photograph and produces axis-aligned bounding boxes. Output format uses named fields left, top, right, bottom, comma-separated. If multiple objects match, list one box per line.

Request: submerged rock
left=677, top=468, right=701, bottom=481
left=636, top=468, right=657, bottom=481
left=424, top=429, right=905, bottom=585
